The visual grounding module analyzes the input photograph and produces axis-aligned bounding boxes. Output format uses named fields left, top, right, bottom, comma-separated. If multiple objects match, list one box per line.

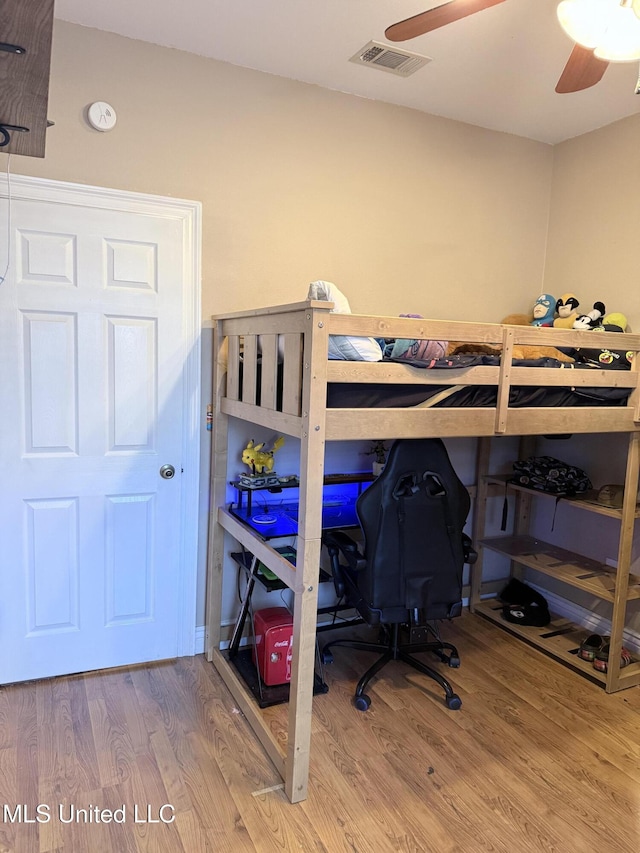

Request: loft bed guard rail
left=214, top=300, right=640, bottom=439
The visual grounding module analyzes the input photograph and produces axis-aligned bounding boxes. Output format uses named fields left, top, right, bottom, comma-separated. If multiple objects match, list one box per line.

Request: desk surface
left=229, top=497, right=361, bottom=538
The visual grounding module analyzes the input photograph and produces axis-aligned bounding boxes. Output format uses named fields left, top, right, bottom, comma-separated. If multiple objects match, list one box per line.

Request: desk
left=226, top=475, right=372, bottom=706
left=229, top=498, right=361, bottom=538
left=228, top=471, right=373, bottom=537
left=227, top=547, right=338, bottom=707
left=229, top=472, right=373, bottom=526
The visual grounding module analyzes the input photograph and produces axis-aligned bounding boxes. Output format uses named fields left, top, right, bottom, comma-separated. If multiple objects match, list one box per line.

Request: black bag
left=511, top=456, right=591, bottom=497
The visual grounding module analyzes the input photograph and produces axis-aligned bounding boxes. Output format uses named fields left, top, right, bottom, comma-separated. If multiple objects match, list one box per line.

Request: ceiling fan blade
left=555, top=44, right=609, bottom=94
left=385, top=0, right=509, bottom=42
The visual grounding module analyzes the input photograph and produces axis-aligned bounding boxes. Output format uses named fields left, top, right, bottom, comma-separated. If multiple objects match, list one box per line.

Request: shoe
left=578, top=634, right=608, bottom=662
left=593, top=643, right=632, bottom=673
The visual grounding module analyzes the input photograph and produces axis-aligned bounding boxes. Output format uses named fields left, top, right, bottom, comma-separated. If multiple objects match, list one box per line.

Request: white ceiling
left=54, top=0, right=640, bottom=144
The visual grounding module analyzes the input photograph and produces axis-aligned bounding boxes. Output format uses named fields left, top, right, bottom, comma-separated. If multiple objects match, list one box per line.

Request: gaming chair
left=322, top=438, right=476, bottom=711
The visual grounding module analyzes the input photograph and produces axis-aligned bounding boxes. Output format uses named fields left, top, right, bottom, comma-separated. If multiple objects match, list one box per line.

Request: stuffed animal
left=573, top=302, right=605, bottom=330
left=242, top=436, right=285, bottom=474
left=531, top=294, right=556, bottom=327
left=500, top=312, right=573, bottom=361
left=602, top=312, right=628, bottom=332
left=447, top=340, right=573, bottom=363
left=501, top=312, right=532, bottom=326
left=446, top=313, right=529, bottom=357
left=512, top=343, right=573, bottom=362
left=446, top=313, right=574, bottom=362
left=553, top=293, right=580, bottom=329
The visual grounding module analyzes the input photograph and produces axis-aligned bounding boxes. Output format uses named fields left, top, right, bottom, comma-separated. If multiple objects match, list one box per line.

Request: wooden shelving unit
left=480, top=534, right=640, bottom=603
left=472, top=599, right=640, bottom=689
left=470, top=434, right=640, bottom=693
left=484, top=474, right=640, bottom=520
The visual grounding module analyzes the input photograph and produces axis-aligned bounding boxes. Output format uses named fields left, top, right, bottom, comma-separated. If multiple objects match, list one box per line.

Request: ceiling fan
left=385, top=0, right=640, bottom=94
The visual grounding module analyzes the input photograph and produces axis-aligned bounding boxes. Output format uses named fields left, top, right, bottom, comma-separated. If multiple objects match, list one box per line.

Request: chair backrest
left=355, top=438, right=470, bottom=623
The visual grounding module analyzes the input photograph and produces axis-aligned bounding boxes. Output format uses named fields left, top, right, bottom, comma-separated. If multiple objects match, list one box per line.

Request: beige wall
left=5, top=21, right=639, bottom=635
left=545, top=112, right=640, bottom=330
left=535, top=113, right=640, bottom=633
left=2, top=21, right=554, bottom=323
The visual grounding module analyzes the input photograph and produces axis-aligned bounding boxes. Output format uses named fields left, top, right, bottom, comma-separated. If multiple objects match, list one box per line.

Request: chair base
left=322, top=623, right=462, bottom=711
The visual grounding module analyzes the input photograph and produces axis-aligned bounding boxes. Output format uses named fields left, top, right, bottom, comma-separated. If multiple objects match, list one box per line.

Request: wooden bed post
left=469, top=437, right=492, bottom=612
left=284, top=305, right=330, bottom=803
left=205, top=320, right=229, bottom=660
left=606, top=431, right=640, bottom=691
left=514, top=435, right=536, bottom=535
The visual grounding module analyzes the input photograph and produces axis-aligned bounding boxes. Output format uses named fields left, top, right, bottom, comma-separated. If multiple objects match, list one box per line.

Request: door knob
left=159, top=464, right=176, bottom=480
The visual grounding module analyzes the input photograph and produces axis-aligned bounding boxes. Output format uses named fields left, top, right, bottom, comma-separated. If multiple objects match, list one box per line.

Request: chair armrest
left=323, top=530, right=366, bottom=570
left=463, top=533, right=478, bottom=565
left=322, top=530, right=366, bottom=599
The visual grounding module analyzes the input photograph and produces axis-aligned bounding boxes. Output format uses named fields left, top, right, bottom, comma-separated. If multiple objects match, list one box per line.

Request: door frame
left=0, top=173, right=202, bottom=657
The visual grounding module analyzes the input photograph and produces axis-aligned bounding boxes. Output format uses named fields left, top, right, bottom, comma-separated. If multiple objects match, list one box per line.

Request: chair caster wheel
left=446, top=694, right=462, bottom=710
left=321, top=650, right=334, bottom=664
left=448, top=655, right=460, bottom=668
left=354, top=694, right=371, bottom=711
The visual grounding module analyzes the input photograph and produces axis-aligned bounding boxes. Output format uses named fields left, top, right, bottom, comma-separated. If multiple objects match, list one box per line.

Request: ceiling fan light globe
left=594, top=42, right=640, bottom=62
left=557, top=0, right=613, bottom=49
left=594, top=4, right=640, bottom=60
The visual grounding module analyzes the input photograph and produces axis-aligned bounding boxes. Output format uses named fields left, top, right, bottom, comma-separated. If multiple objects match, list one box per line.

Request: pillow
left=388, top=313, right=447, bottom=363
left=307, top=281, right=382, bottom=362
left=390, top=337, right=448, bottom=362
left=308, top=279, right=351, bottom=313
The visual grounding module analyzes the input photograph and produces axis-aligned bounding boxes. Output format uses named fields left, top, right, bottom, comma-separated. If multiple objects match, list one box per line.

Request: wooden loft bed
left=206, top=300, right=640, bottom=803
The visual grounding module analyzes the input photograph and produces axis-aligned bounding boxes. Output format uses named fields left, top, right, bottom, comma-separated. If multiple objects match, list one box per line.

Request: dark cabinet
left=0, top=0, right=54, bottom=157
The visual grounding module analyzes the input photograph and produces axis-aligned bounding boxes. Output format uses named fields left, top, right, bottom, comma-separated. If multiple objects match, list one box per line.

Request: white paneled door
left=0, top=176, right=201, bottom=683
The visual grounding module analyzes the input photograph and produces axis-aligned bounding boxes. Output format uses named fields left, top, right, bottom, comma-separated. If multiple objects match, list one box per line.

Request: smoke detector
left=349, top=41, right=432, bottom=77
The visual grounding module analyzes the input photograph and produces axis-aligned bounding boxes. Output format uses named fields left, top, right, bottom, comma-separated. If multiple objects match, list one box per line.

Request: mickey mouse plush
left=573, top=302, right=606, bottom=330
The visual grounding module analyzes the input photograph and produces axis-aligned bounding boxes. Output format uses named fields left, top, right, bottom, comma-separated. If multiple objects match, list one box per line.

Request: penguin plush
left=553, top=293, right=580, bottom=328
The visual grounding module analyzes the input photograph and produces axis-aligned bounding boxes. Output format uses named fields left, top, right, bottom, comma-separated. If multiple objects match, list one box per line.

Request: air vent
left=349, top=40, right=431, bottom=77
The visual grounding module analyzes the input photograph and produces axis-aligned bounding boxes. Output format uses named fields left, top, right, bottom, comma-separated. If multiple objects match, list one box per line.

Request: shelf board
left=230, top=471, right=374, bottom=492
left=485, top=474, right=640, bottom=519
left=230, top=550, right=331, bottom=591
left=224, top=648, right=328, bottom=709
left=474, top=600, right=640, bottom=689
left=480, top=534, right=640, bottom=602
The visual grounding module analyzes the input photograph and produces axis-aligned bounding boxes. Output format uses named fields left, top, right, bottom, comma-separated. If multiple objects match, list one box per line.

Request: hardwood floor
left=2, top=611, right=640, bottom=852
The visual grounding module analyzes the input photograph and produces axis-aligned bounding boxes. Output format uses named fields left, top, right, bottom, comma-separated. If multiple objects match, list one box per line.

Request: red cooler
left=252, top=607, right=293, bottom=686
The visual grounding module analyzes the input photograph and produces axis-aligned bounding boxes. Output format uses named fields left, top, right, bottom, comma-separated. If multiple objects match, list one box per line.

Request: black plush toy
left=499, top=578, right=550, bottom=627
left=573, top=301, right=605, bottom=330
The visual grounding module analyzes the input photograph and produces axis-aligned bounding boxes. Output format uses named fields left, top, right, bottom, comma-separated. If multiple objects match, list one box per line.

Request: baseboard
left=195, top=583, right=506, bottom=658
left=194, top=625, right=206, bottom=654
left=193, top=622, right=246, bottom=654
left=196, top=602, right=640, bottom=659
